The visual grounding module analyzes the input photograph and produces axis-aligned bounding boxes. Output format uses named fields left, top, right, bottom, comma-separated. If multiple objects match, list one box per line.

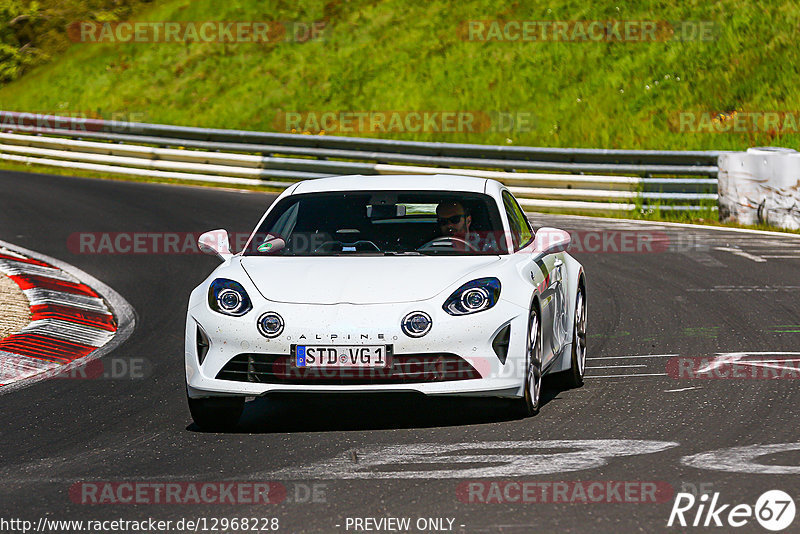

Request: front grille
left=215, top=353, right=481, bottom=385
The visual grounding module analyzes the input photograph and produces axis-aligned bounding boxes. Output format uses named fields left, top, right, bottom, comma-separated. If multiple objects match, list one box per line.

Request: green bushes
left=0, top=0, right=151, bottom=83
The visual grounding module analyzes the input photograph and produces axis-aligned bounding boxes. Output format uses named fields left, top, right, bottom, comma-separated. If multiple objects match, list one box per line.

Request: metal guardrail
left=0, top=111, right=720, bottom=211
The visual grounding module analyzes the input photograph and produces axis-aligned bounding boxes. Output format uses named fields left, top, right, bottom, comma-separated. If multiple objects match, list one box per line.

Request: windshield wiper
left=384, top=251, right=424, bottom=256
left=416, top=250, right=461, bottom=255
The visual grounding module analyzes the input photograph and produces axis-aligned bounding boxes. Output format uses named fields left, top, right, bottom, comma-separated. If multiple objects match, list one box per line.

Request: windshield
left=245, top=191, right=509, bottom=256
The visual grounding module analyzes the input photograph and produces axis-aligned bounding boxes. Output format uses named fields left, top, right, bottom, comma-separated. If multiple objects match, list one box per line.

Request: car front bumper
left=185, top=298, right=529, bottom=399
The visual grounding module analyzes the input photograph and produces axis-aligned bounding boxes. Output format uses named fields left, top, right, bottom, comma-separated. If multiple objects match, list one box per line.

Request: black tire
left=514, top=304, right=542, bottom=417
left=561, top=283, right=587, bottom=388
left=187, top=393, right=244, bottom=431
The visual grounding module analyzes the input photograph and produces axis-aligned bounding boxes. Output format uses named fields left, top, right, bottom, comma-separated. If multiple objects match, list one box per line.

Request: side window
left=272, top=201, right=299, bottom=237
left=502, top=191, right=533, bottom=251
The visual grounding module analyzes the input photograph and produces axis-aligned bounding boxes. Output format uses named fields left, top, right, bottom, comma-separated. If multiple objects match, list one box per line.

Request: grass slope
left=1, top=0, right=799, bottom=151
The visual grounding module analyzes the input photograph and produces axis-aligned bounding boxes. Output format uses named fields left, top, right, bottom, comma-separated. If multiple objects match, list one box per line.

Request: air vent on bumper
left=196, top=324, right=210, bottom=364
left=491, top=324, right=510, bottom=364
left=215, top=353, right=481, bottom=385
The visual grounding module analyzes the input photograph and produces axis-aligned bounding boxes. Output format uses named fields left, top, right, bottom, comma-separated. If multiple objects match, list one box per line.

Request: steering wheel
left=417, top=236, right=480, bottom=252
left=351, top=240, right=381, bottom=252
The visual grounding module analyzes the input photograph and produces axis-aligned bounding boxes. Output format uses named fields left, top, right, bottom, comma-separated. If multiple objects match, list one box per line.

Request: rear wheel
left=187, top=391, right=244, bottom=431
left=562, top=284, right=587, bottom=388
left=514, top=305, right=542, bottom=417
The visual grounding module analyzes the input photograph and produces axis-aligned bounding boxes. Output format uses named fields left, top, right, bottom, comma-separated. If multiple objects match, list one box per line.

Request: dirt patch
left=0, top=272, right=31, bottom=339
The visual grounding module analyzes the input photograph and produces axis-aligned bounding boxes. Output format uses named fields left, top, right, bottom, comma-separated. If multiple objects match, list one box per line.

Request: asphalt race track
left=1, top=170, right=799, bottom=533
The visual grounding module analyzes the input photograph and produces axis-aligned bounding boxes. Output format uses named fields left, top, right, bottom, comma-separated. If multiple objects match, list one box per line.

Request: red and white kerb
left=0, top=248, right=117, bottom=385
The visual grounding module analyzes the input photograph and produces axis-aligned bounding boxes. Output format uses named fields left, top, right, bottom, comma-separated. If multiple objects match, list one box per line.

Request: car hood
left=239, top=256, right=502, bottom=304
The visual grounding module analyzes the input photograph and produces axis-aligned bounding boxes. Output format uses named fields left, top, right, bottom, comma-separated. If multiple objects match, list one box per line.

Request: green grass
left=2, top=0, right=800, bottom=150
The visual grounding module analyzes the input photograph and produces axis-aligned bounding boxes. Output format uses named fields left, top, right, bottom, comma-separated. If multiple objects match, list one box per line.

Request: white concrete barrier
left=718, top=148, right=800, bottom=230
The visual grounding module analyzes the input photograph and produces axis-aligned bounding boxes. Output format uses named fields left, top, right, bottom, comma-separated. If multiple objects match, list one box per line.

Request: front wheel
left=514, top=305, right=542, bottom=417
left=187, top=391, right=244, bottom=431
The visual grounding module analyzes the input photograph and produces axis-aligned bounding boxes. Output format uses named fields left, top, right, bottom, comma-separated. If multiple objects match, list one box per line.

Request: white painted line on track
left=585, top=373, right=667, bottom=378
left=696, top=351, right=800, bottom=374
left=263, top=439, right=680, bottom=479
left=586, top=364, right=648, bottom=369
left=757, top=246, right=800, bottom=251
left=737, top=361, right=799, bottom=372
left=713, top=246, right=767, bottom=262
left=705, top=351, right=800, bottom=356
left=687, top=286, right=800, bottom=292
left=664, top=386, right=701, bottom=392
left=682, top=443, right=800, bottom=474
left=739, top=244, right=800, bottom=249
left=527, top=211, right=800, bottom=239
left=697, top=353, right=745, bottom=373
left=589, top=354, right=678, bottom=360
left=720, top=351, right=800, bottom=355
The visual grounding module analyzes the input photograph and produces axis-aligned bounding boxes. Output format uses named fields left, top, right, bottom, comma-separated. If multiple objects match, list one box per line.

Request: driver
left=432, top=200, right=495, bottom=252
left=436, top=201, right=472, bottom=238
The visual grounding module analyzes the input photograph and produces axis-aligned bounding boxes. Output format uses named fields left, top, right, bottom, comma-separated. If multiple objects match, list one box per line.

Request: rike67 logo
left=668, top=490, right=796, bottom=531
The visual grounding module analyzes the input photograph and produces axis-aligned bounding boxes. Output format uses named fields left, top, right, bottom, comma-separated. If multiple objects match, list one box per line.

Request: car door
left=550, top=251, right=569, bottom=355
left=501, top=191, right=557, bottom=366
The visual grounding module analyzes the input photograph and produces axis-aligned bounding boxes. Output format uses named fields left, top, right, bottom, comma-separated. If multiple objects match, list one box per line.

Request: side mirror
left=531, top=227, right=571, bottom=260
left=198, top=229, right=233, bottom=261
left=256, top=236, right=286, bottom=254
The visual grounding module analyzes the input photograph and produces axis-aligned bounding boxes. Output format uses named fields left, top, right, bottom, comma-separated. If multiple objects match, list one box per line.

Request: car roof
left=290, top=174, right=499, bottom=195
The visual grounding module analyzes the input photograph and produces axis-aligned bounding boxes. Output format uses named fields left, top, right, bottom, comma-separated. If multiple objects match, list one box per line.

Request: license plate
left=294, top=345, right=389, bottom=368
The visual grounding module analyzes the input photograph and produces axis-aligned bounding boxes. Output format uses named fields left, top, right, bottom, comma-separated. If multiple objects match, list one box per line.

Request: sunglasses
left=437, top=214, right=465, bottom=225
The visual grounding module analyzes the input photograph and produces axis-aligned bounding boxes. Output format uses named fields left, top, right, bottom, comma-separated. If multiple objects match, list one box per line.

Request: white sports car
left=185, top=175, right=586, bottom=430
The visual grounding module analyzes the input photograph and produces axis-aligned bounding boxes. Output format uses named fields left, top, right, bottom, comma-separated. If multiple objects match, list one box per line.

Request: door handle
left=553, top=258, right=564, bottom=283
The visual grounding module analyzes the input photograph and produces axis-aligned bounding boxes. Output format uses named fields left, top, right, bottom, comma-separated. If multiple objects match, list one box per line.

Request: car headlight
left=208, top=278, right=252, bottom=316
left=443, top=277, right=501, bottom=315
